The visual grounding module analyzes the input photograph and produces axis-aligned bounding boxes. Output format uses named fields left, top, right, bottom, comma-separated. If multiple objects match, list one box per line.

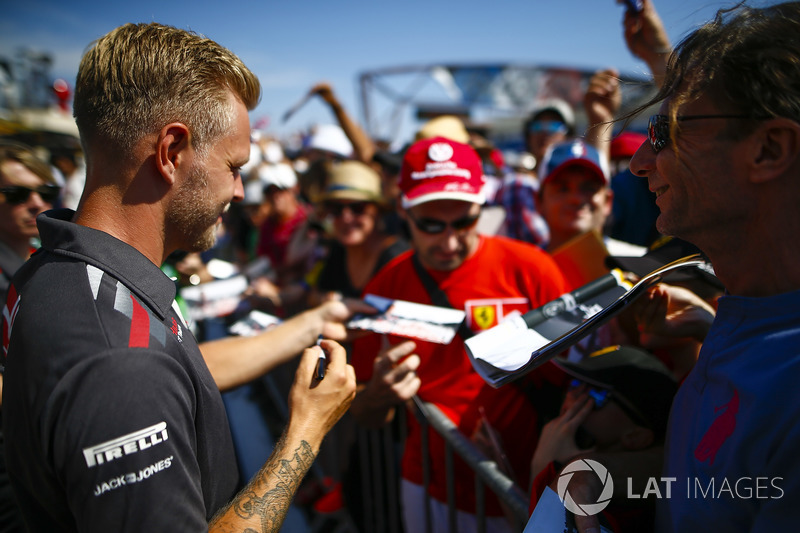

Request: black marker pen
left=315, top=334, right=326, bottom=380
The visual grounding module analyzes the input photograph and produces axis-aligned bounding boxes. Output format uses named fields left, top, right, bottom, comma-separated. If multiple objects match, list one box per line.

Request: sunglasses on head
left=406, top=211, right=480, bottom=235
left=324, top=201, right=371, bottom=217
left=647, top=113, right=762, bottom=153
left=529, top=120, right=568, bottom=135
left=0, top=185, right=60, bottom=205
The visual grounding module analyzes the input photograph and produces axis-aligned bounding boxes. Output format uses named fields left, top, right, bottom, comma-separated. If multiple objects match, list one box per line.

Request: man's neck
left=692, top=224, right=800, bottom=298
left=75, top=198, right=167, bottom=267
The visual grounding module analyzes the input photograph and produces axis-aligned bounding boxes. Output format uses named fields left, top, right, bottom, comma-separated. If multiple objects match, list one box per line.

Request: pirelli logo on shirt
left=83, top=422, right=169, bottom=468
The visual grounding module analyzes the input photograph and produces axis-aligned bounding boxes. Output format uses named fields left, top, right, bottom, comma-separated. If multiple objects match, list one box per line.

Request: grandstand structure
left=357, top=62, right=656, bottom=149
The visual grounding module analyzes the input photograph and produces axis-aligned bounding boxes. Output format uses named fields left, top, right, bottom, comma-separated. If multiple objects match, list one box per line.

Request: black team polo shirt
left=2, top=208, right=238, bottom=532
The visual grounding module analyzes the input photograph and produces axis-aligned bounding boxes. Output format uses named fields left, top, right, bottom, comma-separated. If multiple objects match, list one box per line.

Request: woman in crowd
left=312, top=160, right=407, bottom=302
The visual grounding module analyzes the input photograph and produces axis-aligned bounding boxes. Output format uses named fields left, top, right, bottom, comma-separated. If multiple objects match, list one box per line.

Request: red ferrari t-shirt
left=352, top=235, right=568, bottom=515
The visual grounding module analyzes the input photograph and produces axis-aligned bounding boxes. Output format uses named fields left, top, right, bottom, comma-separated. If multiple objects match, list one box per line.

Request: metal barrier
left=349, top=397, right=529, bottom=533
left=223, top=365, right=531, bottom=532
left=351, top=409, right=406, bottom=533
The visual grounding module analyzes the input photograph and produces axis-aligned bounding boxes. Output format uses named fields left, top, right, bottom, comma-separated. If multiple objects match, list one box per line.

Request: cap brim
left=552, top=356, right=614, bottom=390
left=320, top=190, right=381, bottom=203
left=401, top=190, right=486, bottom=209
left=543, top=160, right=607, bottom=188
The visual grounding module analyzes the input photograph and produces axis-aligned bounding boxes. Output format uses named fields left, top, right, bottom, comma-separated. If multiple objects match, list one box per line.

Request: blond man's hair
left=74, top=23, right=261, bottom=160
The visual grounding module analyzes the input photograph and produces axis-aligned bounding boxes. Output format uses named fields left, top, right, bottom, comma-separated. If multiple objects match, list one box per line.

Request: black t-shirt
left=316, top=238, right=409, bottom=298
left=2, top=209, right=238, bottom=532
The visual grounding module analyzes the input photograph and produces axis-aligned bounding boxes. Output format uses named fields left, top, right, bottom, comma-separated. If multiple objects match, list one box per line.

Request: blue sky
left=0, top=0, right=769, bottom=144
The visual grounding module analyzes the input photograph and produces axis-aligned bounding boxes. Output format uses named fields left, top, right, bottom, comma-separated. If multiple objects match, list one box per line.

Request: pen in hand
left=315, top=334, right=327, bottom=381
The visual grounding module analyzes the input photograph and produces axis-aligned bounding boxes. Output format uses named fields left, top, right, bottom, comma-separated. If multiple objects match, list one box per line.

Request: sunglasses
left=647, top=114, right=760, bottom=153
left=324, top=201, right=371, bottom=217
left=569, top=378, right=650, bottom=429
left=406, top=212, right=480, bottom=235
left=0, top=185, right=60, bottom=205
left=570, top=379, right=611, bottom=408
left=529, top=120, right=568, bottom=135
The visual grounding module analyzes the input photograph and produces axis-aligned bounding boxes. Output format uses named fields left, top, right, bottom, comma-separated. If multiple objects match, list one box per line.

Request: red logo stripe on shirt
left=3, top=284, right=19, bottom=356
left=694, top=389, right=739, bottom=466
left=128, top=295, right=150, bottom=348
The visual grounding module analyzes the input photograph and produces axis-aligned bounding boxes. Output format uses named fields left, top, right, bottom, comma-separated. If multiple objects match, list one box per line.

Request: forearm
left=584, top=120, right=614, bottom=162
left=327, top=101, right=375, bottom=163
left=626, top=0, right=672, bottom=90
left=209, top=426, right=320, bottom=532
left=209, top=336, right=354, bottom=533
left=644, top=52, right=670, bottom=90
left=583, top=69, right=620, bottom=163
left=201, top=307, right=324, bottom=391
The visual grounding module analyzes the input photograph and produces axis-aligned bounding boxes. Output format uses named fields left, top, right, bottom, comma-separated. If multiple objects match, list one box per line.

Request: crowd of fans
left=1, top=0, right=798, bottom=532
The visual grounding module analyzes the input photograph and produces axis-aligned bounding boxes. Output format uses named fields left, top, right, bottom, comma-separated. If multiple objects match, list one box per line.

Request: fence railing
left=346, top=396, right=529, bottom=533
left=225, top=371, right=532, bottom=532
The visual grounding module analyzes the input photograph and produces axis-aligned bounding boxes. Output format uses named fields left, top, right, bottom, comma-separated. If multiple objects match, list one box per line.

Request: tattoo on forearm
left=232, top=438, right=316, bottom=532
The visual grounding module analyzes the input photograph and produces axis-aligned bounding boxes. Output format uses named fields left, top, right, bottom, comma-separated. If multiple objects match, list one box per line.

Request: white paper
left=179, top=275, right=249, bottom=320
left=465, top=314, right=550, bottom=372
left=363, top=294, right=466, bottom=324
left=180, top=275, right=248, bottom=303
left=347, top=294, right=467, bottom=345
left=228, top=310, right=282, bottom=337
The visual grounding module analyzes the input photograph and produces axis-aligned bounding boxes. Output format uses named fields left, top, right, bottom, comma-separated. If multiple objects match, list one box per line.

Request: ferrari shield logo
left=465, top=298, right=529, bottom=332
left=472, top=305, right=497, bottom=330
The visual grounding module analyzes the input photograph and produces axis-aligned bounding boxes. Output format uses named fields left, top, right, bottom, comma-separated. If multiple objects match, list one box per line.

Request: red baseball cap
left=539, top=139, right=609, bottom=188
left=610, top=131, right=647, bottom=160
left=399, top=137, right=486, bottom=209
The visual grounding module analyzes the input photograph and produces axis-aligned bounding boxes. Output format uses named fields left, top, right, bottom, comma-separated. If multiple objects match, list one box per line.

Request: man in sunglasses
left=523, top=99, right=576, bottom=175
left=351, top=136, right=568, bottom=532
left=0, top=144, right=60, bottom=303
left=0, top=142, right=60, bottom=533
left=568, top=3, right=800, bottom=533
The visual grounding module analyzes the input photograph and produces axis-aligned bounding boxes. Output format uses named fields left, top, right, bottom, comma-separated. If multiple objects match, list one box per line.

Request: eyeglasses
left=0, top=185, right=61, bottom=205
left=324, top=201, right=372, bottom=217
left=647, top=114, right=760, bottom=153
left=406, top=212, right=480, bottom=235
left=529, top=120, right=568, bottom=135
